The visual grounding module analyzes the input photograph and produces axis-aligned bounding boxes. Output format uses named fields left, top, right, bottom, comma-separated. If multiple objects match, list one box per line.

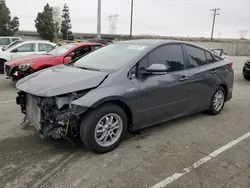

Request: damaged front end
left=16, top=91, right=88, bottom=140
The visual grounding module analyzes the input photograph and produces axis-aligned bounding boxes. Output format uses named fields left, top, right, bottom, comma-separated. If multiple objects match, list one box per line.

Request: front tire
left=207, top=86, right=226, bottom=115
left=244, top=75, right=250, bottom=80
left=80, top=104, right=127, bottom=153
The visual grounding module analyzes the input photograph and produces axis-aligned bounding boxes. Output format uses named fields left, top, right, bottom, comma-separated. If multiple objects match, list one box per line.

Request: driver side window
left=16, top=43, right=36, bottom=52
left=148, top=44, right=184, bottom=72
left=70, top=46, right=92, bottom=60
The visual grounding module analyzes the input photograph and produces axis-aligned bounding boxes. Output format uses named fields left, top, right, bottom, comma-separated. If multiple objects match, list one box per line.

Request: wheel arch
left=0, top=58, right=7, bottom=62
left=218, top=83, right=228, bottom=100
left=91, top=98, right=133, bottom=127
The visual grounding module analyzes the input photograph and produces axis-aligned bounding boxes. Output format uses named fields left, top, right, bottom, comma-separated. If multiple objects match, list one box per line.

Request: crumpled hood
left=16, top=65, right=108, bottom=97
left=6, top=54, right=56, bottom=67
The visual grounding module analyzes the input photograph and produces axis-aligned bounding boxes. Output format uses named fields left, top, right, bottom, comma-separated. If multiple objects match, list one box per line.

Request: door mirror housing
left=11, top=48, right=18, bottom=53
left=142, top=64, right=168, bottom=75
left=64, top=56, right=72, bottom=64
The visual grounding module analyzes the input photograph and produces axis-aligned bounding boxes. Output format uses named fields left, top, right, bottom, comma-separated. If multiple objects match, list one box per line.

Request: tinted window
left=205, top=51, right=215, bottom=63
left=74, top=44, right=149, bottom=71
left=38, top=43, right=54, bottom=52
left=0, top=38, right=11, bottom=45
left=93, top=45, right=102, bottom=50
left=186, top=45, right=207, bottom=68
left=148, top=44, right=184, bottom=72
left=71, top=46, right=93, bottom=60
left=16, top=43, right=36, bottom=52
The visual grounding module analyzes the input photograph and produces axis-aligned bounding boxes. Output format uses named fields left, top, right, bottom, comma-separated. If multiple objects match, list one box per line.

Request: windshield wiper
left=77, top=66, right=100, bottom=72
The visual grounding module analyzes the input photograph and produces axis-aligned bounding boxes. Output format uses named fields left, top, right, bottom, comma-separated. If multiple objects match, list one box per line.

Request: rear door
left=137, top=43, right=189, bottom=124
left=184, top=44, right=223, bottom=113
left=38, top=43, right=54, bottom=54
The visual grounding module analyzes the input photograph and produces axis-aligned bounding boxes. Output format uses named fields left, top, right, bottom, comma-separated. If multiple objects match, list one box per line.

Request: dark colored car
left=87, top=38, right=113, bottom=45
left=242, top=59, right=250, bottom=80
left=210, top=48, right=228, bottom=59
left=16, top=40, right=234, bottom=153
left=5, top=43, right=102, bottom=81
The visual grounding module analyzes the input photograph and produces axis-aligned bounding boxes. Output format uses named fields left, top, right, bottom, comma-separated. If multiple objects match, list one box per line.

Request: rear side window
left=0, top=38, right=11, bottom=45
left=148, top=44, right=184, bottom=72
left=12, top=38, right=20, bottom=42
left=186, top=45, right=208, bottom=68
left=205, top=51, right=216, bottom=63
left=38, top=43, right=54, bottom=52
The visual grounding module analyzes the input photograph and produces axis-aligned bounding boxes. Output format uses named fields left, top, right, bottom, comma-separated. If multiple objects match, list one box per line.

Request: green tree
left=61, top=4, right=72, bottom=40
left=0, top=0, right=19, bottom=36
left=35, top=3, right=55, bottom=41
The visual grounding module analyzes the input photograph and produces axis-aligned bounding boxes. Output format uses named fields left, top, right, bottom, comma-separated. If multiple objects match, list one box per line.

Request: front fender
left=71, top=82, right=140, bottom=112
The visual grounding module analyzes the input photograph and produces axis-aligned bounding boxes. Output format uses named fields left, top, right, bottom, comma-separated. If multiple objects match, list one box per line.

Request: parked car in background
left=87, top=38, right=113, bottom=46
left=5, top=42, right=102, bottom=81
left=0, top=40, right=55, bottom=74
left=0, top=37, right=22, bottom=48
left=1, top=40, right=24, bottom=51
left=16, top=40, right=234, bottom=153
left=210, top=48, right=228, bottom=59
left=242, top=58, right=250, bottom=80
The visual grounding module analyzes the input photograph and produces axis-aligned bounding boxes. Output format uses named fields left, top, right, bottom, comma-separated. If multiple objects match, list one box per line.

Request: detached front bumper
left=16, top=92, right=87, bottom=139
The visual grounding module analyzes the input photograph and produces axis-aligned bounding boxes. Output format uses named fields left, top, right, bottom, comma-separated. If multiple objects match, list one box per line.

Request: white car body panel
left=0, top=41, right=56, bottom=61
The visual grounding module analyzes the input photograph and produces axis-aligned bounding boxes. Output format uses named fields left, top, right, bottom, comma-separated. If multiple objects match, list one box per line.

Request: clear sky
left=6, top=0, right=250, bottom=38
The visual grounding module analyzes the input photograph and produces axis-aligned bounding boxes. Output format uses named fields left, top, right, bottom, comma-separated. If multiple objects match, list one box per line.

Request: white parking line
left=0, top=100, right=15, bottom=104
left=151, top=132, right=250, bottom=188
left=31, top=152, right=79, bottom=188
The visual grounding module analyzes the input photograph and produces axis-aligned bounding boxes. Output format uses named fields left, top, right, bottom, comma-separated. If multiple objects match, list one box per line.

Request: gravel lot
left=0, top=56, right=249, bottom=188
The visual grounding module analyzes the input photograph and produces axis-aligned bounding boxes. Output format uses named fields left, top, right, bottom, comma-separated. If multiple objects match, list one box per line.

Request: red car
left=4, top=43, right=102, bottom=81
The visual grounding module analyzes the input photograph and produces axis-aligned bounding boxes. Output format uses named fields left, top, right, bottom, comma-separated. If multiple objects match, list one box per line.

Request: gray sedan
left=16, top=40, right=234, bottom=153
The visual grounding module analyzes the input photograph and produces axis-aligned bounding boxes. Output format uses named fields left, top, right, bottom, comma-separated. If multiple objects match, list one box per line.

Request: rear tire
left=0, top=59, right=7, bottom=74
left=207, top=86, right=226, bottom=115
left=80, top=104, right=128, bottom=153
left=244, top=75, right=250, bottom=80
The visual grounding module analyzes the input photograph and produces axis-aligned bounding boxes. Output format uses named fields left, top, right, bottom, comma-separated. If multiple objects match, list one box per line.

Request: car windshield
left=46, top=44, right=78, bottom=56
left=74, top=43, right=149, bottom=71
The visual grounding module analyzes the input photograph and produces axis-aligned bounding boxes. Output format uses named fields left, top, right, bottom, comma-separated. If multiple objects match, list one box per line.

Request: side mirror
left=64, top=56, right=72, bottom=64
left=142, top=64, right=168, bottom=75
left=11, top=48, right=18, bottom=53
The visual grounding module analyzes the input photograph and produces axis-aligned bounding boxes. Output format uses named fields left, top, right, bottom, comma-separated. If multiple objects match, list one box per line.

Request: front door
left=11, top=43, right=36, bottom=60
left=137, top=44, right=189, bottom=125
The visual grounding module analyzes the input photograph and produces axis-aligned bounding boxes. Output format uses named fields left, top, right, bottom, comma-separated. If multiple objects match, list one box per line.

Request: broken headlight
left=18, top=63, right=32, bottom=71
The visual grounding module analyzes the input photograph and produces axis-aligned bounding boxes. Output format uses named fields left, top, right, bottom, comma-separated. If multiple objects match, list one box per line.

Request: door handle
left=180, top=76, right=188, bottom=81
left=210, top=69, right=217, bottom=74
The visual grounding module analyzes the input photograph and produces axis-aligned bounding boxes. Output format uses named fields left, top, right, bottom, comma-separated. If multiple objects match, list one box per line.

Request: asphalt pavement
left=0, top=56, right=249, bottom=188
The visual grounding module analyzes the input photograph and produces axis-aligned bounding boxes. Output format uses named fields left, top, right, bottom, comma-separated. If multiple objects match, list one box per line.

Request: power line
left=210, top=8, right=220, bottom=40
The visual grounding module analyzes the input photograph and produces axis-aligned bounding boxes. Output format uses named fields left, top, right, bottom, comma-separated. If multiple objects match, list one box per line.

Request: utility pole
left=130, top=0, right=134, bottom=40
left=97, top=0, right=101, bottom=39
left=210, top=8, right=220, bottom=41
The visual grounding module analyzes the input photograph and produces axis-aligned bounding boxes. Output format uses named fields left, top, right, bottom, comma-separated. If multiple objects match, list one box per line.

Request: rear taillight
left=228, top=62, right=233, bottom=68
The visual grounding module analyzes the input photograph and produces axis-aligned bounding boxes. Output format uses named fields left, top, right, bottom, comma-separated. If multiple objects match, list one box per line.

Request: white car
left=0, top=37, right=22, bottom=48
left=0, top=40, right=56, bottom=73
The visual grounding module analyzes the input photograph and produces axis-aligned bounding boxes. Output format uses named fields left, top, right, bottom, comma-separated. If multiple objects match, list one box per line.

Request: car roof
left=0, top=36, right=21, bottom=38
left=118, top=39, right=212, bottom=51
left=21, top=40, right=54, bottom=43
